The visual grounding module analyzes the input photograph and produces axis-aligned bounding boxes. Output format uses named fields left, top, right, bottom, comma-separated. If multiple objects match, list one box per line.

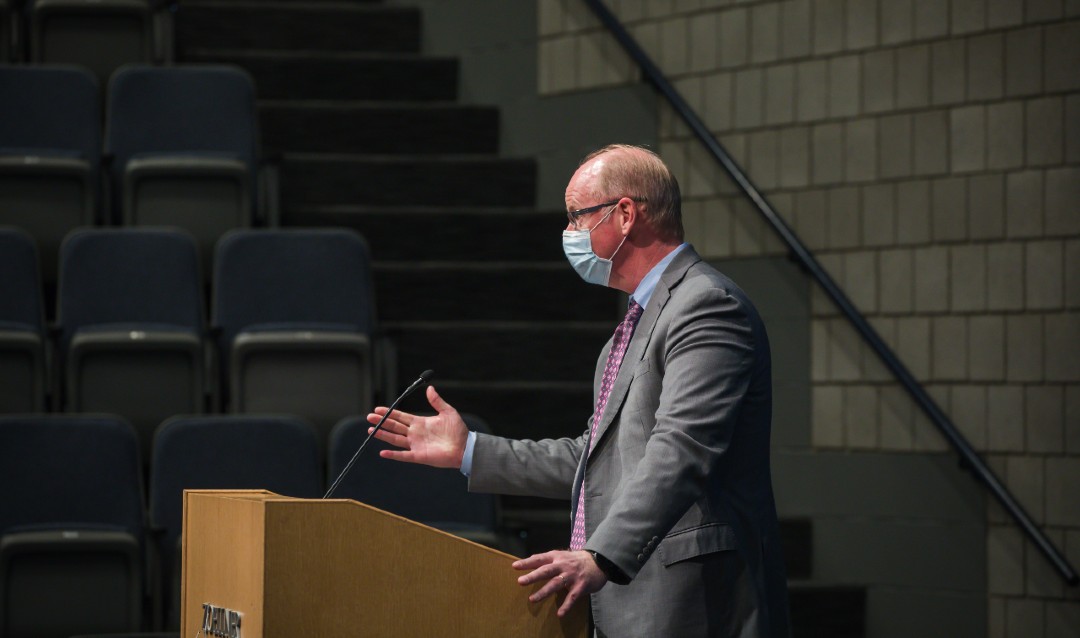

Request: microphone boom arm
left=323, top=369, right=434, bottom=499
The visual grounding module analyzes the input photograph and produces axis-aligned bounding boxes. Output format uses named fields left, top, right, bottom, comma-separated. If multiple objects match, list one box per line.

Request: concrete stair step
left=175, top=1, right=421, bottom=54
left=180, top=51, right=458, bottom=101
left=788, top=584, right=866, bottom=638
left=280, top=155, right=536, bottom=207
left=389, top=321, right=612, bottom=384
left=282, top=207, right=562, bottom=262
left=260, top=102, right=498, bottom=155
left=374, top=262, right=621, bottom=323
left=780, top=518, right=813, bottom=580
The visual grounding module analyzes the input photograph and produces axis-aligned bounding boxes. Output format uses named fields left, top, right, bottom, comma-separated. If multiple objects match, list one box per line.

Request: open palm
left=366, top=385, right=469, bottom=469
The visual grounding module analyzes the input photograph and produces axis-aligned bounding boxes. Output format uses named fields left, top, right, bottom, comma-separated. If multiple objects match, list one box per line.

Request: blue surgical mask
left=562, top=206, right=628, bottom=286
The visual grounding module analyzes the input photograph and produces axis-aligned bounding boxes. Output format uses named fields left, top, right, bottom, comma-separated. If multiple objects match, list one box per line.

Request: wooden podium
left=180, top=490, right=588, bottom=637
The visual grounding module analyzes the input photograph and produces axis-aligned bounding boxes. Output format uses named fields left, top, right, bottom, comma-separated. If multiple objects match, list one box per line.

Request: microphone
left=323, top=369, right=434, bottom=499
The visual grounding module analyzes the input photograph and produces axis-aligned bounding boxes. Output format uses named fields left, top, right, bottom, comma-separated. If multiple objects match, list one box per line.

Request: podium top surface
left=183, top=489, right=516, bottom=560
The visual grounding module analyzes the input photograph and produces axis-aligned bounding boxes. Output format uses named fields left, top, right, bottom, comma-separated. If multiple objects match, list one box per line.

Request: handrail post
left=581, top=0, right=1078, bottom=587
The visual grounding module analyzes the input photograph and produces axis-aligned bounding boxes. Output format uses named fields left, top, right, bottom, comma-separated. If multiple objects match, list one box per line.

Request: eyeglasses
left=566, top=197, right=647, bottom=230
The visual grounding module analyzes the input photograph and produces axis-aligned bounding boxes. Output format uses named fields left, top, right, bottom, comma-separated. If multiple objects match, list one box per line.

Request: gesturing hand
left=513, top=550, right=608, bottom=617
left=366, top=385, right=469, bottom=469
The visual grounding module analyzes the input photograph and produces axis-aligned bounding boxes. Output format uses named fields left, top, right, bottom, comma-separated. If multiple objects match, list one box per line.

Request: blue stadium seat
left=0, top=228, right=47, bottom=412
left=28, top=0, right=157, bottom=88
left=328, top=413, right=499, bottom=547
left=0, top=415, right=145, bottom=637
left=149, top=414, right=322, bottom=629
left=106, top=65, right=259, bottom=274
left=212, top=229, right=391, bottom=442
left=56, top=228, right=207, bottom=462
left=1, top=0, right=11, bottom=61
left=0, top=65, right=99, bottom=284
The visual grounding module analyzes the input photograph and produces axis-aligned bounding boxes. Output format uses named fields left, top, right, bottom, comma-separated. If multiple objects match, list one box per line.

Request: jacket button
left=637, top=553, right=645, bottom=563
left=652, top=536, right=659, bottom=543
left=647, top=539, right=656, bottom=549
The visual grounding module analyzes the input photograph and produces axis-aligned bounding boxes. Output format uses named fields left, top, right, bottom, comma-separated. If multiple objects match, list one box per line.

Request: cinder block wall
left=538, top=0, right=1079, bottom=635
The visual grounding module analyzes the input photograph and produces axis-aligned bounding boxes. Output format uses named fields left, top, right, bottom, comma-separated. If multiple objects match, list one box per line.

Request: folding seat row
left=2, top=0, right=168, bottom=85
left=0, top=413, right=497, bottom=636
left=0, top=226, right=393, bottom=464
left=0, top=64, right=265, bottom=284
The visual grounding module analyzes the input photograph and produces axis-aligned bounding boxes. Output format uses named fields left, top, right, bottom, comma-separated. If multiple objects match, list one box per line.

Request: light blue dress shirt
left=459, top=243, right=689, bottom=476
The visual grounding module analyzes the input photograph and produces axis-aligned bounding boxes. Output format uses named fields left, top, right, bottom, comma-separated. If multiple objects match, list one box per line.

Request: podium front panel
left=181, top=490, right=587, bottom=637
left=182, top=490, right=272, bottom=637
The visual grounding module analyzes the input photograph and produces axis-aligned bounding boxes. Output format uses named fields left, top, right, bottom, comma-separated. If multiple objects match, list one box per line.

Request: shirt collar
left=630, top=243, right=688, bottom=309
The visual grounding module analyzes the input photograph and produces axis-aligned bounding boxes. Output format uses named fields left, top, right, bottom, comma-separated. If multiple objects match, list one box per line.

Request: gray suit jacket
left=470, top=246, right=790, bottom=637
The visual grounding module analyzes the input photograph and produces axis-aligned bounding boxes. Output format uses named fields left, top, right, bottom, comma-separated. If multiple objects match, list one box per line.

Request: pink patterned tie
left=570, top=300, right=644, bottom=550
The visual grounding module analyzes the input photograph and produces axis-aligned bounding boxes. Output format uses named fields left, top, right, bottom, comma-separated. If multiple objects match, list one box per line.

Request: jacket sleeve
left=467, top=429, right=587, bottom=499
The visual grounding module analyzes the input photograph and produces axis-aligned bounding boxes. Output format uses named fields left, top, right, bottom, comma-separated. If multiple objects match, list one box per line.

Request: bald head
left=575, top=144, right=684, bottom=243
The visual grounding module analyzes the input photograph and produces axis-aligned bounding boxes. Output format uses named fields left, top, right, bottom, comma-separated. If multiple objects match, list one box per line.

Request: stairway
left=174, top=0, right=620, bottom=492
left=174, top=3, right=867, bottom=634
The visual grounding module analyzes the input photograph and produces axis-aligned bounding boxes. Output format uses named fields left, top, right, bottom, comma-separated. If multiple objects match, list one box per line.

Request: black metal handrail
left=582, top=0, right=1078, bottom=586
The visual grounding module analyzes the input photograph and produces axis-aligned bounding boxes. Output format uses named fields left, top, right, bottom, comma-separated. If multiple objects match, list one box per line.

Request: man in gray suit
left=367, top=144, right=790, bottom=637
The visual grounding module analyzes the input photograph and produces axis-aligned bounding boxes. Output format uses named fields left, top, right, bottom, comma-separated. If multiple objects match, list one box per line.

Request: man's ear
left=618, top=197, right=637, bottom=235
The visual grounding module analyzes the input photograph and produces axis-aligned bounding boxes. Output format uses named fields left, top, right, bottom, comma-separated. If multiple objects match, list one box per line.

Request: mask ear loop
left=607, top=233, right=629, bottom=262
left=587, top=203, right=619, bottom=234
left=601, top=201, right=630, bottom=262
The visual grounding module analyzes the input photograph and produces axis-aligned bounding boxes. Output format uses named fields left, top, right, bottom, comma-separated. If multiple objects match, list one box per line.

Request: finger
left=426, top=385, right=453, bottom=414
left=371, top=407, right=418, bottom=428
left=526, top=577, right=564, bottom=604
left=516, top=569, right=542, bottom=586
left=512, top=552, right=556, bottom=571
left=516, top=563, right=560, bottom=586
left=370, top=428, right=410, bottom=449
left=368, top=417, right=408, bottom=436
left=369, top=410, right=412, bottom=432
left=378, top=449, right=424, bottom=463
left=367, top=411, right=403, bottom=430
left=556, top=587, right=581, bottom=617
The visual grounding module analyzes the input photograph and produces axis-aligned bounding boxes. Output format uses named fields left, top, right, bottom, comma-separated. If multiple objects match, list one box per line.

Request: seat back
left=0, top=228, right=46, bottom=412
left=0, top=65, right=100, bottom=162
left=327, top=414, right=497, bottom=534
left=212, top=228, right=377, bottom=365
left=0, top=415, right=144, bottom=536
left=56, top=228, right=204, bottom=355
left=0, top=228, right=44, bottom=336
left=30, top=0, right=153, bottom=90
left=149, top=415, right=323, bottom=553
left=105, top=65, right=257, bottom=221
left=56, top=228, right=207, bottom=460
left=0, top=2, right=9, bottom=63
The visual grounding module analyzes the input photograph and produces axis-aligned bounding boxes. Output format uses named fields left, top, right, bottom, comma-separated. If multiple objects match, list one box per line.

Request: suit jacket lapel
left=587, top=246, right=702, bottom=458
